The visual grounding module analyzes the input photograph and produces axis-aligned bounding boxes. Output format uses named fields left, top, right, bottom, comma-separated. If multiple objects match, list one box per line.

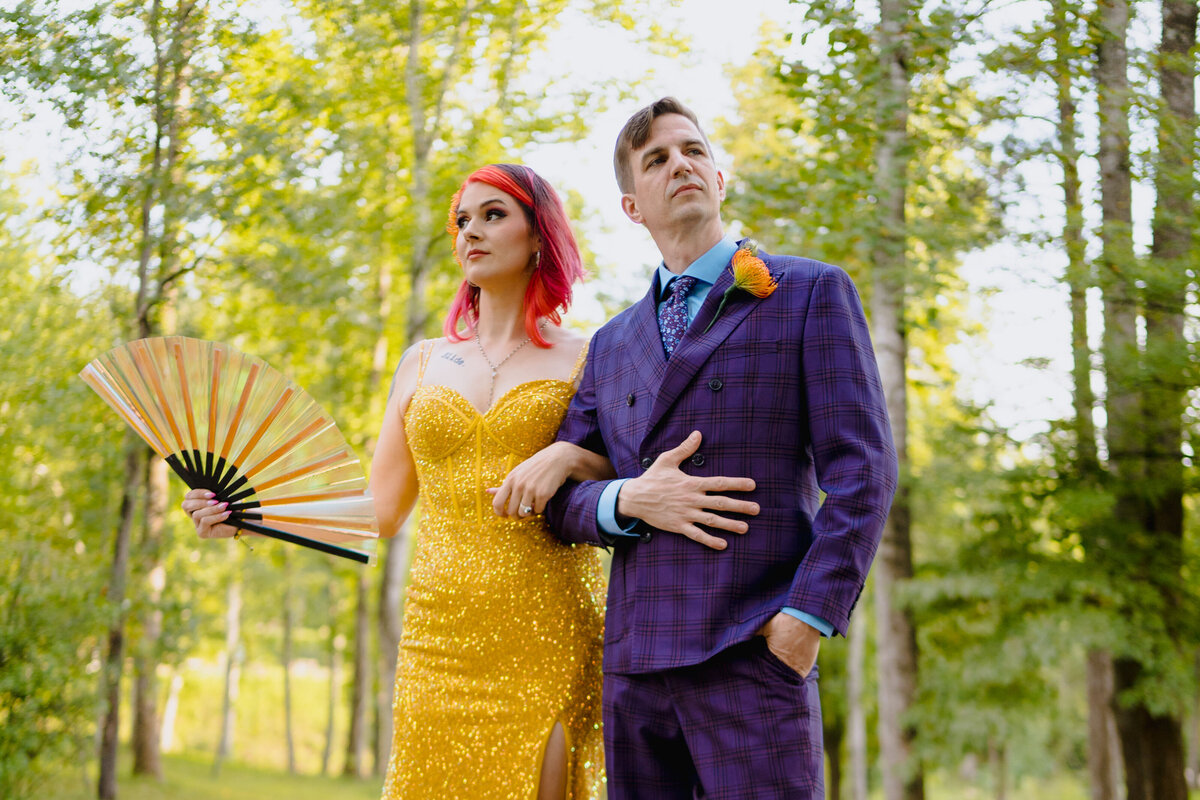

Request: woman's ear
left=531, top=234, right=543, bottom=269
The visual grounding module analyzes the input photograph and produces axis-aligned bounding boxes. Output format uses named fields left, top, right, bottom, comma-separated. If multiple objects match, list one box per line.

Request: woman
left=185, top=164, right=610, bottom=799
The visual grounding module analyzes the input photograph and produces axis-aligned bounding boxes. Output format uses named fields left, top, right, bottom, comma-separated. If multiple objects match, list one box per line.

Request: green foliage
left=979, top=0, right=1200, bottom=742
left=0, top=171, right=122, bottom=798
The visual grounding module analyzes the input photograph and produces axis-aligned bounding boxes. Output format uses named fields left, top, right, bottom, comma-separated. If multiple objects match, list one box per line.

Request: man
left=547, top=97, right=897, bottom=799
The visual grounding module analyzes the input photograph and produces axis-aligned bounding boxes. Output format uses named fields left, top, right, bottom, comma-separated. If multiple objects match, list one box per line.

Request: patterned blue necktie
left=657, top=275, right=697, bottom=358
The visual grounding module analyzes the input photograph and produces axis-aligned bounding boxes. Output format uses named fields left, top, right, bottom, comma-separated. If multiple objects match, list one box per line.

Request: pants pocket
left=753, top=635, right=808, bottom=684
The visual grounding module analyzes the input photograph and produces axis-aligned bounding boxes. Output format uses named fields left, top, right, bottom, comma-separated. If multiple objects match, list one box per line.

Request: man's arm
left=786, top=266, right=899, bottom=634
left=547, top=338, right=761, bottom=550
left=545, top=339, right=615, bottom=547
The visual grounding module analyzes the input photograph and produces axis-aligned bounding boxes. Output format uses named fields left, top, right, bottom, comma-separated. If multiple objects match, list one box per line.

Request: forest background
left=0, top=0, right=1197, bottom=799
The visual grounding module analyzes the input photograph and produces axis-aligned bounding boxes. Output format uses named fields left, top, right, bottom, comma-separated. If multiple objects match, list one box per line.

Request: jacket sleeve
left=545, top=336, right=612, bottom=548
left=785, top=266, right=899, bottom=634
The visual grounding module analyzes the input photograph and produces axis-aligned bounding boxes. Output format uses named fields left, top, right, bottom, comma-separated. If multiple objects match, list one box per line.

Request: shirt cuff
left=597, top=478, right=640, bottom=538
left=781, top=607, right=834, bottom=638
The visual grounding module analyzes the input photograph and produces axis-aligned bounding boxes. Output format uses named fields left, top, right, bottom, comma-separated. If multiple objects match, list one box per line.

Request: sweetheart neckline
left=410, top=379, right=575, bottom=420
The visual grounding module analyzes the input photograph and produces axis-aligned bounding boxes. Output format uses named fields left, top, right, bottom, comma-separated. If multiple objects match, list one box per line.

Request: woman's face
left=454, top=181, right=538, bottom=290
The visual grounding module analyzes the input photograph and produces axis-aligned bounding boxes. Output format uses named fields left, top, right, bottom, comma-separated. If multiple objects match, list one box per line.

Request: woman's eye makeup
left=456, top=207, right=506, bottom=229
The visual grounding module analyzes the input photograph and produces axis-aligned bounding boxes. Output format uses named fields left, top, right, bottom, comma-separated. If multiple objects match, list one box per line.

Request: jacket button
left=641, top=457, right=653, bottom=469
left=691, top=453, right=705, bottom=466
left=639, top=530, right=654, bottom=543
left=708, top=378, right=723, bottom=391
left=626, top=393, right=635, bottom=406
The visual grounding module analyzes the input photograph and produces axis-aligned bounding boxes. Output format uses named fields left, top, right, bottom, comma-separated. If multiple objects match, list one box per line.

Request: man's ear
left=621, top=194, right=644, bottom=225
left=716, top=170, right=726, bottom=203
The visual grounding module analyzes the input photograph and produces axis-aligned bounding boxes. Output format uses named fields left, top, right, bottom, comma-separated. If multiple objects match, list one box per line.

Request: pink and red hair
left=443, top=164, right=584, bottom=348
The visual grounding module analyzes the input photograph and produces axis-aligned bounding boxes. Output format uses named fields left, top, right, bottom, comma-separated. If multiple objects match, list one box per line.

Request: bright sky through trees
left=0, top=0, right=1119, bottom=440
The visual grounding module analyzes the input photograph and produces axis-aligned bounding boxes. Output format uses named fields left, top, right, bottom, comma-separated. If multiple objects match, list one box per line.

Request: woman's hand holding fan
left=181, top=489, right=237, bottom=539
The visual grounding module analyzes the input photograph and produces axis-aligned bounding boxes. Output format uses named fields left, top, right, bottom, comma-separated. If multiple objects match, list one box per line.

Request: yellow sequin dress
left=381, top=342, right=606, bottom=800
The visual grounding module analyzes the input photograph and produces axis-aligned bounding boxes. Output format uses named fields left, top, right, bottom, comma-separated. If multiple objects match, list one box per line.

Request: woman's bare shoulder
left=389, top=337, right=448, bottom=402
left=546, top=325, right=589, bottom=350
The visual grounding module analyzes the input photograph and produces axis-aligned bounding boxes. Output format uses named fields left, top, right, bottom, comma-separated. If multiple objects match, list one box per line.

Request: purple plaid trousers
left=547, top=246, right=897, bottom=797
left=604, top=639, right=824, bottom=799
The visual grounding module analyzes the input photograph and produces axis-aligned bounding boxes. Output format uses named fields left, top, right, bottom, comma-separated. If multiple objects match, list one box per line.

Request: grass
left=23, top=652, right=1200, bottom=800
left=44, top=749, right=382, bottom=800
left=916, top=771, right=1089, bottom=800
left=32, top=746, right=1200, bottom=800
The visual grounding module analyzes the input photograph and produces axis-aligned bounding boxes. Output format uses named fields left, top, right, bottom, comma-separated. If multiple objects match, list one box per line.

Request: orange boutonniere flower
left=704, top=240, right=777, bottom=332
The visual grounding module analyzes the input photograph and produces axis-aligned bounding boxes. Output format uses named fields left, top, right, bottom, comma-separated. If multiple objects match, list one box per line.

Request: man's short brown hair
left=613, top=97, right=712, bottom=194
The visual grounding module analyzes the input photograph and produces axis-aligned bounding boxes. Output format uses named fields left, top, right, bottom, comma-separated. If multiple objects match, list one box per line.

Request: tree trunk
left=1113, top=660, right=1188, bottom=800
left=1051, top=0, right=1097, bottom=477
left=1095, top=3, right=1140, bottom=796
left=827, top=721, right=845, bottom=800
left=159, top=670, right=183, bottom=754
left=322, top=580, right=342, bottom=776
left=1052, top=4, right=1124, bottom=797
left=873, top=502, right=921, bottom=800
left=1095, top=0, right=1191, bottom=797
left=98, top=443, right=144, bottom=800
left=848, top=620, right=869, bottom=800
left=871, top=2, right=923, bottom=800
left=343, top=572, right=371, bottom=777
left=132, top=455, right=168, bottom=779
left=98, top=2, right=175, bottom=793
left=282, top=550, right=297, bottom=774
left=402, top=0, right=434, bottom=345
left=1189, top=650, right=1200, bottom=788
left=370, top=179, right=404, bottom=780
left=1143, top=0, right=1193, bottom=563
left=398, top=0, right=478, bottom=345
left=375, top=529, right=407, bottom=774
left=1086, top=651, right=1122, bottom=800
left=1120, top=2, right=1197, bottom=799
left=213, top=569, right=242, bottom=777
left=989, top=741, right=1007, bottom=800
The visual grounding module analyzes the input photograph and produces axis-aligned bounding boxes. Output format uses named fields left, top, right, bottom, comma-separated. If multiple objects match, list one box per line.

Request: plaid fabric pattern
left=657, top=275, right=697, bottom=357
left=603, top=639, right=824, bottom=799
left=547, top=246, right=897, bottom=674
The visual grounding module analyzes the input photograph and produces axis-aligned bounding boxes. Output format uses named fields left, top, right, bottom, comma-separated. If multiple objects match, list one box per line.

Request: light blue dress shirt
left=594, top=236, right=834, bottom=637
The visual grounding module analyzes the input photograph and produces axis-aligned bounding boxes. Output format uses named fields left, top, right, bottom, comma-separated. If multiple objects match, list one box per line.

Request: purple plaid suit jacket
left=548, top=248, right=898, bottom=675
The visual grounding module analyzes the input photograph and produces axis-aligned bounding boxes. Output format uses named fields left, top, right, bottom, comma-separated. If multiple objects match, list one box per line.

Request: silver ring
left=519, top=504, right=533, bottom=516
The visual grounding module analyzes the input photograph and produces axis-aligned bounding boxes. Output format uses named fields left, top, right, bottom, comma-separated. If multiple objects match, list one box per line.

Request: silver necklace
left=474, top=322, right=545, bottom=407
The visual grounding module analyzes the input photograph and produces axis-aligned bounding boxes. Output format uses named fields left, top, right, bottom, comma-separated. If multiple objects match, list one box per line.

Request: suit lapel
left=645, top=252, right=778, bottom=436
left=623, top=272, right=669, bottom=394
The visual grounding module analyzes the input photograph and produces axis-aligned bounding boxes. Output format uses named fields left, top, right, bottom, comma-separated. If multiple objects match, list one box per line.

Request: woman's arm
left=369, top=345, right=423, bottom=538
left=562, top=442, right=616, bottom=482
left=490, top=440, right=615, bottom=518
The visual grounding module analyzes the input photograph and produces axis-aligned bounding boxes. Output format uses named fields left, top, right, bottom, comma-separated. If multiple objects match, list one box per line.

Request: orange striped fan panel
left=81, top=336, right=379, bottom=564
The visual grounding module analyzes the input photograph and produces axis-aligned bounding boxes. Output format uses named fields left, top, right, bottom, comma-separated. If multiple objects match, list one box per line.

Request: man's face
left=621, top=113, right=725, bottom=236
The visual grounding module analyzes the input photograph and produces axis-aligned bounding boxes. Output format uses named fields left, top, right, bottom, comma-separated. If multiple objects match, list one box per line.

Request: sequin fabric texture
left=657, top=275, right=697, bottom=357
left=381, top=342, right=606, bottom=800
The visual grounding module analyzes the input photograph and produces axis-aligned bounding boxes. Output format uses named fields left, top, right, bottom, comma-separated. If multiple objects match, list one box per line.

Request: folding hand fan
left=81, top=336, right=378, bottom=564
